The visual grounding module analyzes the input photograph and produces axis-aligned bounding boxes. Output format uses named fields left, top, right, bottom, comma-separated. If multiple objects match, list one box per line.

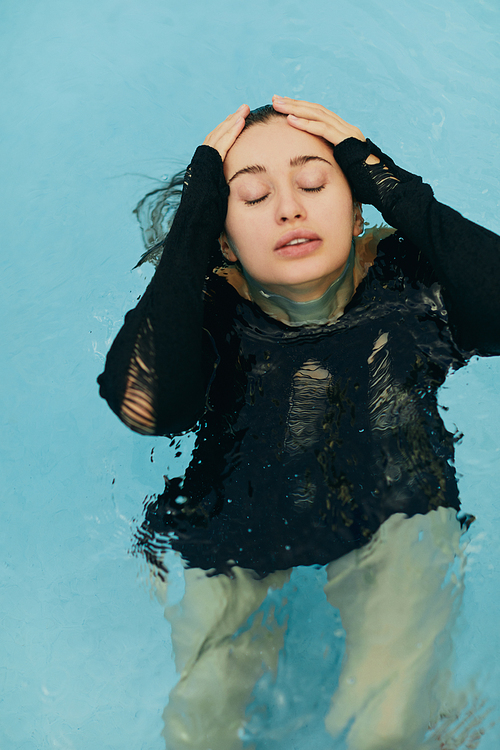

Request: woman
left=98, top=98, right=500, bottom=749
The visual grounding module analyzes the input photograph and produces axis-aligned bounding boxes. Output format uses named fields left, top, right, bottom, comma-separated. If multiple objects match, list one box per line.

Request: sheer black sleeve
left=334, top=137, right=500, bottom=355
left=97, top=145, right=229, bottom=435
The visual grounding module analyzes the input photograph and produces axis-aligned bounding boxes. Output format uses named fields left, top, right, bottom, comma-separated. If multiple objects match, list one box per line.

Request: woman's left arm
left=273, top=96, right=500, bottom=355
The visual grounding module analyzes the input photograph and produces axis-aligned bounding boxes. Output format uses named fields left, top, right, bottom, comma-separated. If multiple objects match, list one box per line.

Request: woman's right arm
left=97, top=104, right=249, bottom=435
left=97, top=145, right=227, bottom=435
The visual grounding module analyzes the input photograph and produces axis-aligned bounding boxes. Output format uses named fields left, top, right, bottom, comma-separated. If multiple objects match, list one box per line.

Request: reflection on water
left=143, top=508, right=493, bottom=750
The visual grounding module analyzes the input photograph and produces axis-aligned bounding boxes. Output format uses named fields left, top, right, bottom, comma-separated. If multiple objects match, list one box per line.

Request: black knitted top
left=98, top=138, right=500, bottom=576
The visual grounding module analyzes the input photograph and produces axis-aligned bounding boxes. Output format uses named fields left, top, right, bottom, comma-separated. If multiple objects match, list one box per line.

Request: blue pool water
left=1, top=0, right=500, bottom=747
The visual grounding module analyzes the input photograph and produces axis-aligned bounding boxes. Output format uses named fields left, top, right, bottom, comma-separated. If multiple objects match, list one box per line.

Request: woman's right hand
left=203, top=104, right=250, bottom=161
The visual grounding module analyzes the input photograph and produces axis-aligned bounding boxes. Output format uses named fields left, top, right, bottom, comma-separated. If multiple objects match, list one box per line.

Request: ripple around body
left=1, top=0, right=500, bottom=748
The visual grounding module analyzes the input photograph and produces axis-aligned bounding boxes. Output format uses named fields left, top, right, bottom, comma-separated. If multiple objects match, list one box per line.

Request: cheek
left=329, top=196, right=357, bottom=232
left=224, top=200, right=244, bottom=243
left=315, top=198, right=352, bottom=235
left=225, top=203, right=267, bottom=252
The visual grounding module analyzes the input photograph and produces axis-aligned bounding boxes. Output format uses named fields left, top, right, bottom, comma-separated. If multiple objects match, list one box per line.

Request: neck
left=243, top=240, right=356, bottom=326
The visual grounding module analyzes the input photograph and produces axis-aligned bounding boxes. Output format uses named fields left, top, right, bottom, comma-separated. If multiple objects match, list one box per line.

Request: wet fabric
left=139, top=237, right=465, bottom=574
left=98, top=140, right=500, bottom=576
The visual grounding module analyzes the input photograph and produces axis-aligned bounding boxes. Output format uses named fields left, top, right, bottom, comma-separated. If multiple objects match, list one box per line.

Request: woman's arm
left=272, top=96, right=500, bottom=355
left=97, top=146, right=227, bottom=434
left=98, top=105, right=249, bottom=435
left=332, top=137, right=500, bottom=355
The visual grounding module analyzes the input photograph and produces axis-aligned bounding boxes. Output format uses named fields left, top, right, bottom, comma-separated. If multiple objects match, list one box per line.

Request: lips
left=274, top=229, right=321, bottom=251
left=274, top=229, right=322, bottom=258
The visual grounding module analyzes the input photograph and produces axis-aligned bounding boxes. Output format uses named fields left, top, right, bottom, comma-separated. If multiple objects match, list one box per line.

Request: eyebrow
left=228, top=155, right=333, bottom=184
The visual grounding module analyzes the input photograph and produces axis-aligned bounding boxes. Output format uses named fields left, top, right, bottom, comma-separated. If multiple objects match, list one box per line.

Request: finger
left=205, top=104, right=249, bottom=140
left=203, top=116, right=244, bottom=153
left=273, top=95, right=350, bottom=127
left=273, top=97, right=365, bottom=145
left=203, top=105, right=249, bottom=159
left=218, top=104, right=250, bottom=130
left=287, top=113, right=365, bottom=147
left=286, top=114, right=331, bottom=139
left=214, top=116, right=246, bottom=156
left=221, top=104, right=249, bottom=130
left=273, top=96, right=330, bottom=119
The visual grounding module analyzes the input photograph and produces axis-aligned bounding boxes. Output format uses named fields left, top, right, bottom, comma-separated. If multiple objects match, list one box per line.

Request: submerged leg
left=161, top=563, right=290, bottom=750
left=324, top=507, right=465, bottom=750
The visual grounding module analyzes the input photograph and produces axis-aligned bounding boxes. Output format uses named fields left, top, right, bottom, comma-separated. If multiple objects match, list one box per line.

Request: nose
left=275, top=186, right=306, bottom=224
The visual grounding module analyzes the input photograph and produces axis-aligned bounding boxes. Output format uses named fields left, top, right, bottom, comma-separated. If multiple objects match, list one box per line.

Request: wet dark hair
left=134, top=105, right=285, bottom=268
left=133, top=170, right=185, bottom=268
left=243, top=103, right=287, bottom=129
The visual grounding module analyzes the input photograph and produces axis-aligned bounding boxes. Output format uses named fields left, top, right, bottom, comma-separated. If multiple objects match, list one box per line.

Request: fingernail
left=288, top=114, right=298, bottom=120
left=237, top=104, right=247, bottom=111
left=273, top=95, right=284, bottom=101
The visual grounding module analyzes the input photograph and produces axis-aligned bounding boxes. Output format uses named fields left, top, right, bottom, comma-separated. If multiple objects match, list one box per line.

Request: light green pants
left=155, top=508, right=465, bottom=750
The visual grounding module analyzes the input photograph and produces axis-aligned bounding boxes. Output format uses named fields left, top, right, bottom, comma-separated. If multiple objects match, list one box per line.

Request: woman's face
left=221, top=117, right=363, bottom=301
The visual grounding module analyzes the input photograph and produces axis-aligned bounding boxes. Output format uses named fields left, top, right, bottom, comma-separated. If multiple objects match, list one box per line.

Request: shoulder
left=371, top=231, right=439, bottom=290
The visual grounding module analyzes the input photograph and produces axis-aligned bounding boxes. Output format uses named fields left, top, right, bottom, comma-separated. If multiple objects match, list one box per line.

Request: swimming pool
left=1, top=0, right=499, bottom=747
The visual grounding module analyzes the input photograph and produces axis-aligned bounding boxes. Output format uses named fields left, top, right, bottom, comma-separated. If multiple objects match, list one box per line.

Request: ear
left=352, top=202, right=364, bottom=237
left=219, top=233, right=239, bottom=263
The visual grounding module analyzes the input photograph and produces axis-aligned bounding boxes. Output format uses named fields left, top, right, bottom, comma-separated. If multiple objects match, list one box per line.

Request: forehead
left=223, top=118, right=334, bottom=180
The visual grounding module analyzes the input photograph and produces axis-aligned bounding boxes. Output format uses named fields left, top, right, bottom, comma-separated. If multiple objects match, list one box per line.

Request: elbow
left=119, top=407, right=158, bottom=435
left=98, top=372, right=205, bottom=437
left=97, top=372, right=159, bottom=436
left=117, top=394, right=205, bottom=437
left=153, top=402, right=205, bottom=437
left=450, top=313, right=500, bottom=358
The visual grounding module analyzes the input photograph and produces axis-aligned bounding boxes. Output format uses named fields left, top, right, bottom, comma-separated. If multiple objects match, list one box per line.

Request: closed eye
left=302, top=185, right=325, bottom=193
left=245, top=185, right=325, bottom=206
left=245, top=194, right=269, bottom=206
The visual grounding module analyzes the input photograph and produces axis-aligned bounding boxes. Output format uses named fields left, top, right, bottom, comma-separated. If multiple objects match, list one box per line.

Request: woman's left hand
left=272, top=96, right=380, bottom=164
left=272, top=96, right=379, bottom=158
